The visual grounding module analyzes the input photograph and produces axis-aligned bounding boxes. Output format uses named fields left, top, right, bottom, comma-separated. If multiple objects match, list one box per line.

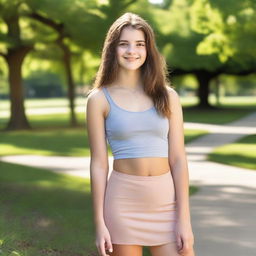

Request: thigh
left=149, top=241, right=180, bottom=256
left=110, top=244, right=142, bottom=256
left=149, top=241, right=195, bottom=256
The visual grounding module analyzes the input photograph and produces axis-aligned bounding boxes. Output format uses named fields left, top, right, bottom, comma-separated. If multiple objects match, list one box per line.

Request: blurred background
left=0, top=0, right=255, bottom=255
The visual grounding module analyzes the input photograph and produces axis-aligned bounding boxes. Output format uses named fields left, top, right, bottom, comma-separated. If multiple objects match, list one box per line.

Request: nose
left=126, top=44, right=136, bottom=54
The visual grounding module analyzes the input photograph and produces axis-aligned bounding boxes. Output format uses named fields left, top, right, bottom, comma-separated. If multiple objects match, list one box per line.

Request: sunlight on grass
left=0, top=129, right=91, bottom=156
left=0, top=127, right=207, bottom=156
left=208, top=135, right=256, bottom=170
left=0, top=162, right=95, bottom=256
left=185, top=129, right=208, bottom=144
left=183, top=108, right=253, bottom=124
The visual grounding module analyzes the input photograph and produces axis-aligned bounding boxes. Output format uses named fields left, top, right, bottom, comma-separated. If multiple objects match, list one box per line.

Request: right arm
left=86, top=89, right=113, bottom=255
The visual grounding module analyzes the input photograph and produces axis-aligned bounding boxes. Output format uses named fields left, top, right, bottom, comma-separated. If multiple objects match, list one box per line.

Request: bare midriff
left=113, top=157, right=171, bottom=176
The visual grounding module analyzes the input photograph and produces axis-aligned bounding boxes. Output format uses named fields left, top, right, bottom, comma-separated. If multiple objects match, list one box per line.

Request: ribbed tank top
left=102, top=87, right=169, bottom=160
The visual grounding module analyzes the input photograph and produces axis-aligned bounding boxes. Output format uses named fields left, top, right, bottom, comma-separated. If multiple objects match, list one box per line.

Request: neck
left=115, top=68, right=143, bottom=90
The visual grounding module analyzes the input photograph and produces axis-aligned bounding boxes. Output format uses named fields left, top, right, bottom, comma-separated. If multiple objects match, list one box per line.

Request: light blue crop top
left=102, top=87, right=169, bottom=160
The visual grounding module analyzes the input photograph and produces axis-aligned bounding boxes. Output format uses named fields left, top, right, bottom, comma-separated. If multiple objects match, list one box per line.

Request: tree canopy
left=0, top=0, right=255, bottom=129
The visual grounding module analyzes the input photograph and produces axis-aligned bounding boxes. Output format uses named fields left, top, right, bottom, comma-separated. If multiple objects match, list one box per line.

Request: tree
left=26, top=0, right=105, bottom=126
left=149, top=0, right=256, bottom=108
left=0, top=0, right=138, bottom=130
left=0, top=0, right=104, bottom=130
left=0, top=0, right=33, bottom=129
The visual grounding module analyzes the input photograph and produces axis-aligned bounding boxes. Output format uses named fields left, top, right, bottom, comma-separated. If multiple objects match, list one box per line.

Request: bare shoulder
left=86, top=87, right=108, bottom=114
left=165, top=86, right=181, bottom=111
left=166, top=86, right=179, bottom=98
left=87, top=87, right=104, bottom=103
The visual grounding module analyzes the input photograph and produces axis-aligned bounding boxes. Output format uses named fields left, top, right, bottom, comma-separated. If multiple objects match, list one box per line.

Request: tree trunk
left=195, top=71, right=214, bottom=108
left=215, top=77, right=221, bottom=106
left=3, top=9, right=33, bottom=130
left=59, top=42, right=77, bottom=126
left=5, top=46, right=33, bottom=130
left=28, top=13, right=78, bottom=127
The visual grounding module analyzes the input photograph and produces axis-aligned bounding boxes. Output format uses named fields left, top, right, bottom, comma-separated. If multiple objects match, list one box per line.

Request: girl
left=86, top=12, right=195, bottom=256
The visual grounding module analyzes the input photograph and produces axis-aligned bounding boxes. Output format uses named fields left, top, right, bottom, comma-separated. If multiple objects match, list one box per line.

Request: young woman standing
left=86, top=12, right=195, bottom=256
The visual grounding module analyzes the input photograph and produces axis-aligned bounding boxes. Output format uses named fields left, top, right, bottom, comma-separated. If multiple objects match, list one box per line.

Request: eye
left=118, top=42, right=128, bottom=46
left=137, top=43, right=145, bottom=47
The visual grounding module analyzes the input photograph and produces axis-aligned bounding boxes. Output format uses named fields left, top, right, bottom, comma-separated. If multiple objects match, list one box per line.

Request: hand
left=95, top=224, right=113, bottom=256
left=175, top=220, right=194, bottom=255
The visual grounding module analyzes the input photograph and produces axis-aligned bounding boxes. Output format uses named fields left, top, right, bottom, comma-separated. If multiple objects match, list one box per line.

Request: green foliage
left=150, top=0, right=222, bottom=70
left=190, top=0, right=256, bottom=63
left=142, top=0, right=256, bottom=75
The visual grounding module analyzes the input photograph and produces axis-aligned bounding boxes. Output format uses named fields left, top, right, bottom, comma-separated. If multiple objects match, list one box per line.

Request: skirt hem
left=111, top=239, right=177, bottom=246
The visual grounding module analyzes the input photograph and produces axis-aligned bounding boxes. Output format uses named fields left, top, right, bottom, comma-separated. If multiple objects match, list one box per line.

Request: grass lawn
left=208, top=134, right=256, bottom=170
left=0, top=162, right=198, bottom=256
left=1, top=95, right=255, bottom=111
left=0, top=162, right=95, bottom=256
left=0, top=108, right=253, bottom=129
left=0, top=97, right=87, bottom=110
left=0, top=113, right=86, bottom=130
left=0, top=127, right=207, bottom=156
left=182, top=107, right=254, bottom=124
left=1, top=96, right=255, bottom=131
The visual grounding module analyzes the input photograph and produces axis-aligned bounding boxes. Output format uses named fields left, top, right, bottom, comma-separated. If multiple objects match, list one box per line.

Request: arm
left=86, top=89, right=109, bottom=226
left=167, top=87, right=194, bottom=254
left=167, top=88, right=191, bottom=222
left=86, top=90, right=113, bottom=255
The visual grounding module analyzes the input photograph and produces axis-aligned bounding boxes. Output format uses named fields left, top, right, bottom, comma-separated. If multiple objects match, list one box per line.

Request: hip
left=105, top=169, right=176, bottom=207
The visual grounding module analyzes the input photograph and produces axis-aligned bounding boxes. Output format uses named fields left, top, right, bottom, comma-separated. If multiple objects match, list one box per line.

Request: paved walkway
left=1, top=111, right=256, bottom=256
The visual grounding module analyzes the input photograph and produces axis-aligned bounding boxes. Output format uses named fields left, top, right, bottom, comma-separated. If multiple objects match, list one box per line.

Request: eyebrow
left=119, top=40, right=145, bottom=42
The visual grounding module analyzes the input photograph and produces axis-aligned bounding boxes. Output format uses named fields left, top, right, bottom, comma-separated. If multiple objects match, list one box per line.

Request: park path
left=1, top=111, right=256, bottom=256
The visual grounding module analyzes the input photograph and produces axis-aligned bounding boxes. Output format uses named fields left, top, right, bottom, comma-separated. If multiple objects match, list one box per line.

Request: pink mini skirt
left=103, top=169, right=177, bottom=246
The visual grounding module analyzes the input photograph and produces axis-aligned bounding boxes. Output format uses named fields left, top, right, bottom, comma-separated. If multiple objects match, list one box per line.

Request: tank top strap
left=102, top=87, right=115, bottom=106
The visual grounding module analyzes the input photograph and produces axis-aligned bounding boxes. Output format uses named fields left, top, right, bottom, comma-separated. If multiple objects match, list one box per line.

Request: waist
left=113, top=157, right=170, bottom=176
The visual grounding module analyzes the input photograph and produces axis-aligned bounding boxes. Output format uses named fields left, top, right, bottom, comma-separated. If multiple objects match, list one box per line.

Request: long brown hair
left=88, top=12, right=172, bottom=118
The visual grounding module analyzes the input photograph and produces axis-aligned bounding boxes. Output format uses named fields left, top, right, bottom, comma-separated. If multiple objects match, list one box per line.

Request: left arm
left=167, top=87, right=194, bottom=255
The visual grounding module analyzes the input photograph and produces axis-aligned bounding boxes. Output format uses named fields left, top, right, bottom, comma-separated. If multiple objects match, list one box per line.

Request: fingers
left=176, top=235, right=183, bottom=251
left=96, top=238, right=113, bottom=256
left=177, top=237, right=194, bottom=255
left=105, top=237, right=113, bottom=254
left=96, top=240, right=108, bottom=256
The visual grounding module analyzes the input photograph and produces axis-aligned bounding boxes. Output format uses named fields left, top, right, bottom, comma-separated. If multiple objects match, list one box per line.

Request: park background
left=0, top=0, right=255, bottom=255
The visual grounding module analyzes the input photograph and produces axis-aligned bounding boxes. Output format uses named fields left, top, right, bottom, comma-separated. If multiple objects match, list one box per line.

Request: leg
left=110, top=244, right=142, bottom=256
left=149, top=241, right=180, bottom=256
left=149, top=241, right=195, bottom=256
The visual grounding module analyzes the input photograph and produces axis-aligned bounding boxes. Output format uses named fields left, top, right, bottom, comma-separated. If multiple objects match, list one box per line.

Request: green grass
left=1, top=96, right=255, bottom=131
left=0, top=161, right=198, bottom=256
left=0, top=162, right=95, bottom=256
left=208, top=134, right=256, bottom=170
left=0, top=128, right=90, bottom=156
left=0, top=128, right=207, bottom=156
left=28, top=113, right=86, bottom=128
left=185, top=129, right=208, bottom=144
left=1, top=95, right=255, bottom=110
left=183, top=107, right=254, bottom=124
left=0, top=97, right=87, bottom=110
left=0, top=113, right=86, bottom=130
left=0, top=108, right=253, bottom=129
left=180, top=95, right=256, bottom=108
left=210, top=96, right=256, bottom=108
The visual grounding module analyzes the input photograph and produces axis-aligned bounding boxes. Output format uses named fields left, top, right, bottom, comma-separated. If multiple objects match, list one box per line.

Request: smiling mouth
left=124, top=57, right=139, bottom=61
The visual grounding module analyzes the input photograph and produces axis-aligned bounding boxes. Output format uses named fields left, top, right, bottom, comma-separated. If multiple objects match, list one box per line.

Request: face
left=116, top=26, right=147, bottom=71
